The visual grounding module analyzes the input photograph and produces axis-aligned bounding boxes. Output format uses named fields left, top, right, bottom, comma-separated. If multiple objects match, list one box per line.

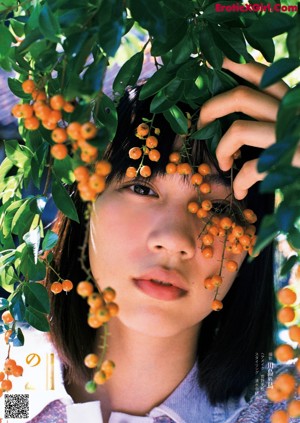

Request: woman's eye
left=129, top=184, right=157, bottom=197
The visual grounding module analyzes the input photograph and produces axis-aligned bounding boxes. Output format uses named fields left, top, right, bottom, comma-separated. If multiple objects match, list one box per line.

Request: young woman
left=27, top=59, right=293, bottom=423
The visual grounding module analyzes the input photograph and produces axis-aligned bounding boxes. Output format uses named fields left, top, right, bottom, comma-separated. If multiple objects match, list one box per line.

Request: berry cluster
left=76, top=281, right=118, bottom=392
left=0, top=358, right=23, bottom=395
left=267, top=284, right=300, bottom=422
left=11, top=78, right=112, bottom=202
left=126, top=122, right=161, bottom=178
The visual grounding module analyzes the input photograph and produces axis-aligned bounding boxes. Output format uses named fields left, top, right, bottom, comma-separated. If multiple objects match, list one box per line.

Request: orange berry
left=67, top=122, right=82, bottom=140
left=12, top=365, right=23, bottom=377
left=42, top=119, right=57, bottom=130
left=201, top=200, right=212, bottom=211
left=199, top=182, right=211, bottom=194
left=4, top=359, right=16, bottom=375
left=81, top=122, right=97, bottom=139
left=148, top=149, right=160, bottom=162
left=50, top=94, right=65, bottom=111
left=243, top=209, right=257, bottom=224
left=169, top=152, right=181, bottom=164
left=239, top=234, right=251, bottom=249
left=103, top=287, right=116, bottom=302
left=63, top=102, right=75, bottom=113
left=101, top=360, right=115, bottom=378
left=277, top=287, right=297, bottom=305
left=87, top=314, right=103, bottom=329
left=84, top=353, right=99, bottom=368
left=232, top=226, right=244, bottom=238
left=77, top=281, right=94, bottom=297
left=187, top=201, right=199, bottom=214
left=245, top=224, right=256, bottom=237
left=197, top=208, right=208, bottom=219
left=166, top=163, right=177, bottom=174
left=93, top=370, right=106, bottom=385
left=274, top=344, right=294, bottom=362
left=198, top=163, right=211, bottom=176
left=204, top=277, right=215, bottom=290
left=140, top=165, right=151, bottom=178
left=277, top=306, right=296, bottom=324
left=87, top=293, right=104, bottom=309
left=211, top=275, right=223, bottom=287
left=11, top=104, right=23, bottom=118
left=78, top=185, right=97, bottom=202
left=81, top=151, right=97, bottom=164
left=35, top=104, right=52, bottom=120
left=225, top=260, right=238, bottom=272
left=267, top=386, right=286, bottom=402
left=50, top=281, right=63, bottom=294
left=22, top=79, right=35, bottom=94
left=20, top=103, right=34, bottom=118
left=208, top=225, right=219, bottom=237
left=106, top=302, right=119, bottom=317
left=288, top=325, right=300, bottom=343
left=51, top=144, right=68, bottom=160
left=202, top=233, right=214, bottom=246
left=1, top=379, right=12, bottom=392
left=126, top=166, right=137, bottom=178
left=288, top=399, right=300, bottom=418
left=2, top=310, right=14, bottom=324
left=191, top=173, right=203, bottom=185
left=220, top=216, right=233, bottom=230
left=129, top=147, right=142, bottom=160
left=0, top=372, right=4, bottom=382
left=24, top=116, right=40, bottom=130
left=274, top=373, right=296, bottom=396
left=96, top=307, right=110, bottom=323
left=79, top=140, right=98, bottom=157
left=62, top=279, right=73, bottom=292
left=177, top=163, right=192, bottom=175
left=231, top=243, right=244, bottom=255
left=154, top=127, right=160, bottom=135
left=95, top=160, right=112, bottom=177
left=89, top=174, right=106, bottom=194
left=31, top=90, right=47, bottom=101
left=136, top=123, right=149, bottom=137
left=212, top=300, right=223, bottom=311
left=74, top=166, right=90, bottom=182
left=202, top=246, right=213, bottom=259
left=270, top=410, right=289, bottom=423
left=146, top=136, right=158, bottom=149
left=48, top=110, right=62, bottom=124
left=51, top=127, right=68, bottom=144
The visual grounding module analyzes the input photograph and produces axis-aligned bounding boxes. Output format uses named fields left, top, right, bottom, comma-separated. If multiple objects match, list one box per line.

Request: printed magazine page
left=0, top=1, right=299, bottom=422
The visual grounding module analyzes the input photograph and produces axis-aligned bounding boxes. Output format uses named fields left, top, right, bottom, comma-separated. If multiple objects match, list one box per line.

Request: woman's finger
left=198, top=85, right=279, bottom=128
left=216, top=120, right=275, bottom=171
left=232, top=159, right=266, bottom=200
left=222, top=57, right=289, bottom=100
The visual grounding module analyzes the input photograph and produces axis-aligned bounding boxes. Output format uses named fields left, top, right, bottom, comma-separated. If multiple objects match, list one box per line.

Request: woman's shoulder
left=230, top=364, right=299, bottom=423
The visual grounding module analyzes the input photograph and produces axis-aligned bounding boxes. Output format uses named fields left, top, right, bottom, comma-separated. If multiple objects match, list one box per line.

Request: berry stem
left=97, top=323, right=109, bottom=371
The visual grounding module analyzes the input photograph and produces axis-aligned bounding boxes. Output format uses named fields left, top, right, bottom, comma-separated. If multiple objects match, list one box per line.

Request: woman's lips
left=133, top=269, right=188, bottom=301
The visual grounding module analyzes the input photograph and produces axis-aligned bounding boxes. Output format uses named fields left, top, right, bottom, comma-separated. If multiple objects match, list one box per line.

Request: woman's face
left=89, top=172, right=246, bottom=338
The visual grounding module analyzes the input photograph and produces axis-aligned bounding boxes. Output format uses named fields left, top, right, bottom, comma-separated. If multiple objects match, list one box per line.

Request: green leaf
left=4, top=139, right=32, bottom=169
left=16, top=28, right=44, bottom=54
left=246, top=13, right=295, bottom=38
left=257, top=142, right=294, bottom=172
left=82, top=55, right=106, bottom=95
left=52, top=175, right=79, bottom=222
left=163, top=105, right=188, bottom=135
left=42, top=230, right=58, bottom=251
left=244, top=30, right=275, bottom=63
left=151, top=13, right=187, bottom=56
left=25, top=305, right=50, bottom=332
left=191, top=121, right=221, bottom=140
left=260, top=59, right=300, bottom=89
left=23, top=227, right=41, bottom=264
left=13, top=327, right=25, bottom=347
left=288, top=229, right=300, bottom=250
left=7, top=78, right=31, bottom=100
left=113, top=51, right=144, bottom=96
left=197, top=25, right=223, bottom=70
left=97, top=2, right=124, bottom=57
left=280, top=255, right=298, bottom=276
left=211, top=27, right=251, bottom=64
left=24, top=283, right=50, bottom=314
left=39, top=3, right=61, bottom=42
left=150, top=90, right=176, bottom=113
left=11, top=198, right=36, bottom=239
left=287, top=15, right=300, bottom=59
left=0, top=23, right=13, bottom=58
left=129, top=0, right=167, bottom=40
left=0, top=298, right=9, bottom=311
left=10, top=290, right=26, bottom=321
left=177, top=59, right=202, bottom=81
left=170, top=33, right=194, bottom=65
left=276, top=202, right=299, bottom=233
left=260, top=168, right=300, bottom=193
left=53, top=156, right=75, bottom=185
left=139, top=66, right=176, bottom=100
left=94, top=93, right=118, bottom=140
left=253, top=214, right=279, bottom=255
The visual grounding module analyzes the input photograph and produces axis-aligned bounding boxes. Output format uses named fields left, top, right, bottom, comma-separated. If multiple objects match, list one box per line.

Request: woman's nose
left=147, top=213, right=196, bottom=260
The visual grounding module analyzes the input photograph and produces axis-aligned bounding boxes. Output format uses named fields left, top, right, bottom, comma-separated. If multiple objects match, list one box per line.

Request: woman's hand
left=197, top=57, right=291, bottom=200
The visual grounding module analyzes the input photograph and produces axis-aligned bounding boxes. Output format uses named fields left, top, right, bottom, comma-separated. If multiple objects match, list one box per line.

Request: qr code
left=4, top=394, right=29, bottom=419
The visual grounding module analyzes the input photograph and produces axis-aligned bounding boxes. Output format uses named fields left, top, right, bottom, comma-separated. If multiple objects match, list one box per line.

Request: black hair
left=48, top=85, right=276, bottom=404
